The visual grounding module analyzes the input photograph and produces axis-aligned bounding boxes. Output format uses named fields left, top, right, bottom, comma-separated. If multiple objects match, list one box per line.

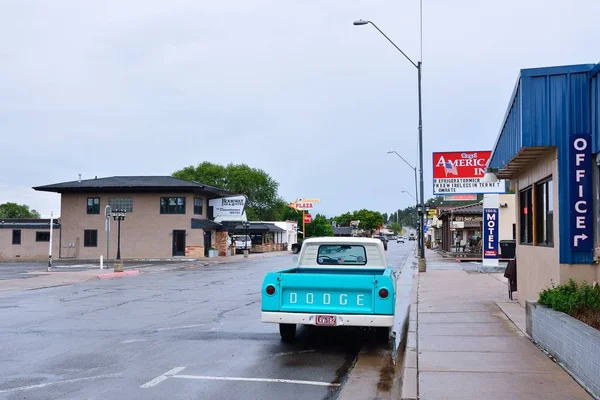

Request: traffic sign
left=304, top=213, right=312, bottom=223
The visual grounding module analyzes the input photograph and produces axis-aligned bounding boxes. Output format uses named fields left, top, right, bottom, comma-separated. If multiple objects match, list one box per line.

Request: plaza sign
left=288, top=198, right=320, bottom=211
left=569, top=134, right=593, bottom=251
left=432, top=151, right=506, bottom=195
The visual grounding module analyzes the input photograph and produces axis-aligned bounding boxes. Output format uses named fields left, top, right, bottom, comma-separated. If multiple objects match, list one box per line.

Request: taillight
left=266, top=285, right=276, bottom=295
left=378, top=288, right=389, bottom=299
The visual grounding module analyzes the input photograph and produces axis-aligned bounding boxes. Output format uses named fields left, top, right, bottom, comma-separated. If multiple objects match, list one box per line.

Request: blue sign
left=483, top=208, right=498, bottom=259
left=569, top=134, right=593, bottom=252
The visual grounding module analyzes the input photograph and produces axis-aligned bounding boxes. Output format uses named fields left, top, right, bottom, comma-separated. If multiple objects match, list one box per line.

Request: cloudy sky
left=1, top=0, right=599, bottom=218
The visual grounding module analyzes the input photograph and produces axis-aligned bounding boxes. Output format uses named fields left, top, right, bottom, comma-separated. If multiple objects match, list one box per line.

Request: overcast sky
left=2, top=0, right=599, bottom=218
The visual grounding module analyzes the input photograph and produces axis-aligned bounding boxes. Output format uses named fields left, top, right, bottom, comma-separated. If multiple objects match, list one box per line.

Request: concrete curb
left=400, top=275, right=419, bottom=400
left=97, top=270, right=140, bottom=280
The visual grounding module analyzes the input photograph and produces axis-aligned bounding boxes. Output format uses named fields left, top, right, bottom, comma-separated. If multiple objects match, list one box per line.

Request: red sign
left=304, top=213, right=312, bottom=223
left=432, top=150, right=505, bottom=195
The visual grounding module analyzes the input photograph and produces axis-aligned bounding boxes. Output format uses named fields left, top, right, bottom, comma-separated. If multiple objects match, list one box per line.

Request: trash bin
left=499, top=240, right=516, bottom=259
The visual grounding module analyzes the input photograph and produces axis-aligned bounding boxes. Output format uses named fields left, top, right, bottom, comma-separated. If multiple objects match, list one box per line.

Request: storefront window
left=535, top=178, right=554, bottom=246
left=519, top=187, right=533, bottom=244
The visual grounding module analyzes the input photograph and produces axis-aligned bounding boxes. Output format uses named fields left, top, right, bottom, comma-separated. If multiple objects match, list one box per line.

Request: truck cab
left=261, top=237, right=397, bottom=342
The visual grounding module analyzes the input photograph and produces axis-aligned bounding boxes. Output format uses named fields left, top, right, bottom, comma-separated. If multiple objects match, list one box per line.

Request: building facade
left=32, top=176, right=235, bottom=260
left=488, top=63, right=600, bottom=306
left=0, top=219, right=60, bottom=260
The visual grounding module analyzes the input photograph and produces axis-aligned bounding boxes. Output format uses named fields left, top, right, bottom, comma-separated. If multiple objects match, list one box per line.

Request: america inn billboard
left=432, top=151, right=506, bottom=195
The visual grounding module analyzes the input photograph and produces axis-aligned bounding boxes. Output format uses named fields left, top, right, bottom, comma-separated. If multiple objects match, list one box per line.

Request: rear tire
left=279, top=323, right=296, bottom=342
left=376, top=327, right=391, bottom=343
left=292, top=247, right=299, bottom=254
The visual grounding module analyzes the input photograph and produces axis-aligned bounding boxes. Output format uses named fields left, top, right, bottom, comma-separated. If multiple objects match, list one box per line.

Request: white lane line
left=0, top=373, right=120, bottom=394
left=156, top=324, right=205, bottom=331
left=141, top=366, right=187, bottom=388
left=172, top=375, right=340, bottom=387
left=120, top=339, right=147, bottom=343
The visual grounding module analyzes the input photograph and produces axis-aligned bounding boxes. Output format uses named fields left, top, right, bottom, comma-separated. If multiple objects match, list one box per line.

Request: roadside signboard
left=209, top=195, right=248, bottom=221
left=304, top=213, right=312, bottom=223
left=433, top=151, right=506, bottom=195
left=443, top=194, right=478, bottom=201
left=483, top=208, right=499, bottom=258
left=288, top=198, right=320, bottom=211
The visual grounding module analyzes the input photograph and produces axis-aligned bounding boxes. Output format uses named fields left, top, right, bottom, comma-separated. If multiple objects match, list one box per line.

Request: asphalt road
left=0, top=242, right=413, bottom=400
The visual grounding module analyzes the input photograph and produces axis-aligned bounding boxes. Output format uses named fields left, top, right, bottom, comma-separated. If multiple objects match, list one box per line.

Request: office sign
left=209, top=195, right=248, bottom=219
left=483, top=208, right=499, bottom=258
left=569, top=134, right=593, bottom=252
left=433, top=151, right=506, bottom=195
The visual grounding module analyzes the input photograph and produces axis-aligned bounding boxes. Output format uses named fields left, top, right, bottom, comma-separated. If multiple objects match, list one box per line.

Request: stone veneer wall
left=185, top=245, right=204, bottom=258
left=215, top=232, right=229, bottom=256
left=526, top=301, right=600, bottom=398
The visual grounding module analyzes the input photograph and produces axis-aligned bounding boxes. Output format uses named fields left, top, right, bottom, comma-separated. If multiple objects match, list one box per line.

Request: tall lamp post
left=401, top=190, right=421, bottom=250
left=112, top=209, right=127, bottom=272
left=355, top=18, right=426, bottom=271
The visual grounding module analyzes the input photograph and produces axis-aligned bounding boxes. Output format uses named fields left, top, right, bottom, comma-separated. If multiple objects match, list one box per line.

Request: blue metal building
left=488, top=62, right=600, bottom=303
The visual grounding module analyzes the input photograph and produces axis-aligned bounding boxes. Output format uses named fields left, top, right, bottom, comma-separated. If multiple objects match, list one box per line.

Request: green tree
left=382, top=212, right=389, bottom=224
left=0, top=202, right=41, bottom=219
left=306, top=214, right=334, bottom=237
left=334, top=212, right=354, bottom=227
left=388, top=222, right=402, bottom=234
left=173, top=162, right=279, bottom=220
left=353, top=209, right=384, bottom=232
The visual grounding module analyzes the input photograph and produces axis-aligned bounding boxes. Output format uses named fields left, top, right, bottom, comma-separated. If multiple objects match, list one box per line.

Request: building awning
left=220, top=221, right=286, bottom=234
left=191, top=218, right=226, bottom=231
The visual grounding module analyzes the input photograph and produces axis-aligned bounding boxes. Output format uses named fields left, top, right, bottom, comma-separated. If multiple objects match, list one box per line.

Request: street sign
left=483, top=208, right=499, bottom=258
left=433, top=151, right=506, bottom=195
left=304, top=213, right=312, bottom=223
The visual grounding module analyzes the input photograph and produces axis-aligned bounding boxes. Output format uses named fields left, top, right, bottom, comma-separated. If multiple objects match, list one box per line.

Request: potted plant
left=208, top=247, right=219, bottom=258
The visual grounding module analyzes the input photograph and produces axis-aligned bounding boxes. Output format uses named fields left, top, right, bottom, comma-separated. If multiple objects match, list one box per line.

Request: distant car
left=397, top=237, right=405, bottom=243
left=230, top=235, right=252, bottom=253
left=376, top=236, right=388, bottom=251
left=408, top=234, right=416, bottom=241
left=291, top=241, right=302, bottom=254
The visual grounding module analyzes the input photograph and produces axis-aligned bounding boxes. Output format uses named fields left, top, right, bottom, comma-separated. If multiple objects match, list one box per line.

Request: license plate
left=315, top=315, right=337, bottom=326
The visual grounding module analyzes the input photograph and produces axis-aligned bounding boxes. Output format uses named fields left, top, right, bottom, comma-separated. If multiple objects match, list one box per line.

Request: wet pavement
left=0, top=243, right=413, bottom=400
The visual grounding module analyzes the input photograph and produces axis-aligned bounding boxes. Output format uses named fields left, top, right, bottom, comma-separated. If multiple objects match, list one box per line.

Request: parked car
left=376, top=236, right=388, bottom=251
left=261, top=237, right=396, bottom=342
left=230, top=235, right=252, bottom=253
left=291, top=241, right=302, bottom=254
left=408, top=233, right=416, bottom=241
left=397, top=237, right=405, bottom=243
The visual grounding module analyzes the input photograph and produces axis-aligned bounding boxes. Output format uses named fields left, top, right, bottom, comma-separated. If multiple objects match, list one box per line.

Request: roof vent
left=78, top=174, right=82, bottom=182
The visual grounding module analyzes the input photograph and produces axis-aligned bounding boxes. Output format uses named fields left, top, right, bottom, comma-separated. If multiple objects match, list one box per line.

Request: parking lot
left=0, top=243, right=413, bottom=400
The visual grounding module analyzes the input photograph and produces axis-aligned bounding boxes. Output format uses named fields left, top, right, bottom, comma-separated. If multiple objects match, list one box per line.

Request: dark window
left=84, top=229, right=98, bottom=247
left=316, top=245, right=367, bottom=266
left=535, top=178, right=554, bottom=246
left=36, top=231, right=50, bottom=242
left=109, top=197, right=133, bottom=212
left=87, top=197, right=100, bottom=214
left=194, top=198, right=203, bottom=215
left=160, top=197, right=186, bottom=214
left=512, top=224, right=516, bottom=240
left=12, top=230, right=21, bottom=245
left=519, top=187, right=533, bottom=244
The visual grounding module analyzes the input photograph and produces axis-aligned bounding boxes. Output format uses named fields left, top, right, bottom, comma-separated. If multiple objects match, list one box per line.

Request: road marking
left=120, top=338, right=147, bottom=343
left=0, top=373, right=120, bottom=394
left=156, top=324, right=205, bottom=331
left=172, top=375, right=340, bottom=387
left=141, top=366, right=187, bottom=388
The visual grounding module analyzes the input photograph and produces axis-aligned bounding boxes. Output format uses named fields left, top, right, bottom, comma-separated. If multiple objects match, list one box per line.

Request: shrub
left=538, top=280, right=600, bottom=330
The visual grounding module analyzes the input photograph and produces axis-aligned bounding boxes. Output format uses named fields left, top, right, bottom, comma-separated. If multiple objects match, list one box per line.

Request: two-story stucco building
left=32, top=176, right=235, bottom=260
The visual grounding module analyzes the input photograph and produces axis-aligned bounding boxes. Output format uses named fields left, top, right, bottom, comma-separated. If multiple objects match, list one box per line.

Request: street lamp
left=355, top=18, right=426, bottom=270
left=112, top=209, right=127, bottom=272
left=401, top=190, right=416, bottom=201
left=387, top=151, right=418, bottom=207
left=243, top=221, right=250, bottom=258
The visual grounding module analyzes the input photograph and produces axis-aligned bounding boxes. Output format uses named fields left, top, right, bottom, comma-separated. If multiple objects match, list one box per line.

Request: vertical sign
left=570, top=134, right=593, bottom=251
left=483, top=208, right=499, bottom=258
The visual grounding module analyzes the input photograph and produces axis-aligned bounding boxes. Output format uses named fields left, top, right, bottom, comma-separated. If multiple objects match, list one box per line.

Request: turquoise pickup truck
left=261, top=237, right=397, bottom=342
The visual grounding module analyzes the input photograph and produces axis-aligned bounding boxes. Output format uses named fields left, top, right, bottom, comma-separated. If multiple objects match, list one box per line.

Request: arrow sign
left=573, top=233, right=588, bottom=247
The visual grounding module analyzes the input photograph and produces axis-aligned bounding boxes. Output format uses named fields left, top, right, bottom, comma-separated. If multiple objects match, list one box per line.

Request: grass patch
left=538, top=279, right=600, bottom=331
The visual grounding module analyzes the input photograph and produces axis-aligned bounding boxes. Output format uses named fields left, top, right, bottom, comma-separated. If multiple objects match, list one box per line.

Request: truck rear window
left=316, top=245, right=367, bottom=266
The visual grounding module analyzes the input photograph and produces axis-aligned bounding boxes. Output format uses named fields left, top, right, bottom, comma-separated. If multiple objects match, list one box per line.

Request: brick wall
left=526, top=301, right=600, bottom=398
left=185, top=245, right=204, bottom=258
left=215, top=232, right=229, bottom=256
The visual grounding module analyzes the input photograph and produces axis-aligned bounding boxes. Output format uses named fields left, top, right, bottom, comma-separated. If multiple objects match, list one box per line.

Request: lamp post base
left=418, top=257, right=427, bottom=272
left=114, top=259, right=123, bottom=273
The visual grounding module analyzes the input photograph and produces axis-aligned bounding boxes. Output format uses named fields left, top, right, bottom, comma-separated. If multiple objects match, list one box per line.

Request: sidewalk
left=409, top=251, right=592, bottom=400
